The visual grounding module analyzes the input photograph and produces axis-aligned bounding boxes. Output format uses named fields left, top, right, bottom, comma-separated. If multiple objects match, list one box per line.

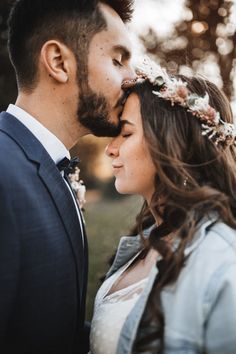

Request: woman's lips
left=112, top=164, right=123, bottom=173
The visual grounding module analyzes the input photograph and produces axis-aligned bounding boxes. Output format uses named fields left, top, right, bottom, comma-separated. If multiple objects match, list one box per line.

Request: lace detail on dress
left=102, top=277, right=147, bottom=304
left=90, top=252, right=148, bottom=354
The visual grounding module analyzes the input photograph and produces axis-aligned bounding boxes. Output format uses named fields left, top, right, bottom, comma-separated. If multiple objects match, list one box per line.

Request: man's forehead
left=92, top=26, right=132, bottom=58
left=99, top=2, right=130, bottom=38
left=99, top=2, right=122, bottom=21
left=91, top=3, right=132, bottom=56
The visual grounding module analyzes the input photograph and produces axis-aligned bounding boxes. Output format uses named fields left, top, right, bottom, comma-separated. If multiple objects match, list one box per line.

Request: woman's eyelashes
left=121, top=131, right=132, bottom=138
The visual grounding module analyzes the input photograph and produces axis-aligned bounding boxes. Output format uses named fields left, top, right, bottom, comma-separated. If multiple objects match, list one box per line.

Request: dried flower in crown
left=135, top=56, right=236, bottom=147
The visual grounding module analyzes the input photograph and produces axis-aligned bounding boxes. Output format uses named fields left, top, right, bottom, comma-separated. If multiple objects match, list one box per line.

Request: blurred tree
left=141, top=0, right=236, bottom=99
left=0, top=0, right=17, bottom=111
left=71, top=136, right=111, bottom=188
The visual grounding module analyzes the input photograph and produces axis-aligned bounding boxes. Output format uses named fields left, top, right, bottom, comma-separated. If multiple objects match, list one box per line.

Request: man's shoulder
left=0, top=110, right=41, bottom=167
left=0, top=123, right=25, bottom=161
left=0, top=119, right=34, bottom=182
left=0, top=111, right=19, bottom=145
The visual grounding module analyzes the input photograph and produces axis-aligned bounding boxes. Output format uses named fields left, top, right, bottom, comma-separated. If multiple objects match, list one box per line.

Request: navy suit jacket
left=0, top=112, right=89, bottom=354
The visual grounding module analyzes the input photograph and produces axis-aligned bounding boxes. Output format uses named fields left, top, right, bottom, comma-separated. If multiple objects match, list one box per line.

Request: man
left=0, top=0, right=135, bottom=353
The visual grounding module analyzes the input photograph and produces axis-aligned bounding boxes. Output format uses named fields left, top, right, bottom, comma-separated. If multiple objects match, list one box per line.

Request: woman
left=90, top=58, right=236, bottom=354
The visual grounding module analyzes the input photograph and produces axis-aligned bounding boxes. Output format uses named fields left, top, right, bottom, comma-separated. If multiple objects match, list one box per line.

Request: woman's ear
left=40, top=40, right=74, bottom=83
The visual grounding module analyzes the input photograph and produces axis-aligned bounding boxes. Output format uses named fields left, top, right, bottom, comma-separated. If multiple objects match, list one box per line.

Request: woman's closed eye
left=120, top=120, right=135, bottom=138
left=121, top=131, right=132, bottom=138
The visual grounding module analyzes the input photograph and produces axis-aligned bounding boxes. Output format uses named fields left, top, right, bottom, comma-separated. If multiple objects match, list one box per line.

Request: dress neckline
left=104, top=250, right=147, bottom=299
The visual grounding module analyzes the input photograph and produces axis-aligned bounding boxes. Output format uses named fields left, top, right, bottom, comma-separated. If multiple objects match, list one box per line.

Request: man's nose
left=121, top=65, right=137, bottom=90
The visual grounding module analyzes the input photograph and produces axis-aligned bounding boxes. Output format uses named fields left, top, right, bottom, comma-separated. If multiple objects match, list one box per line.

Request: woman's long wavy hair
left=129, top=77, right=236, bottom=352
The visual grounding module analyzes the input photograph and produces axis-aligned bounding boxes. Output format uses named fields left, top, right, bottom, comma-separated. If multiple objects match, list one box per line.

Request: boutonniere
left=68, top=167, right=86, bottom=210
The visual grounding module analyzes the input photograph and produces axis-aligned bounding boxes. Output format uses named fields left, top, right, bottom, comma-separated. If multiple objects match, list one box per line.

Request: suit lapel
left=0, top=112, right=85, bottom=303
left=38, top=158, right=85, bottom=301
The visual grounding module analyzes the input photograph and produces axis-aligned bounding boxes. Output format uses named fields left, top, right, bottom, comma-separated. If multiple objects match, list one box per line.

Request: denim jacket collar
left=107, top=214, right=218, bottom=280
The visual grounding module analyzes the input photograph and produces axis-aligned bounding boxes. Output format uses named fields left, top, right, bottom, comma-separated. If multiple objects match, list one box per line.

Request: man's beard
left=77, top=80, right=127, bottom=137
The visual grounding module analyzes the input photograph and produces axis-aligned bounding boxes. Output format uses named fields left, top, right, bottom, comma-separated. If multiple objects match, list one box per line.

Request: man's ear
left=40, top=40, right=74, bottom=83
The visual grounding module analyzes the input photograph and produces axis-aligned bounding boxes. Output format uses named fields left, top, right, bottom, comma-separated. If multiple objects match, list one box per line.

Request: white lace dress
left=90, top=252, right=148, bottom=354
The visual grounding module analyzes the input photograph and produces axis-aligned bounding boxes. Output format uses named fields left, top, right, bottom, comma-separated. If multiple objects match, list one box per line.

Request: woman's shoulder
left=162, top=220, right=236, bottom=348
left=164, top=218, right=236, bottom=303
left=206, top=221, right=236, bottom=251
left=173, top=219, right=236, bottom=314
left=194, top=220, right=236, bottom=266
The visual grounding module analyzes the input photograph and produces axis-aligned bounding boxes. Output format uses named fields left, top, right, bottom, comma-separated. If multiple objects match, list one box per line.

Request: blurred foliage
left=0, top=0, right=16, bottom=111
left=84, top=194, right=143, bottom=319
left=141, top=0, right=236, bottom=99
left=71, top=135, right=112, bottom=188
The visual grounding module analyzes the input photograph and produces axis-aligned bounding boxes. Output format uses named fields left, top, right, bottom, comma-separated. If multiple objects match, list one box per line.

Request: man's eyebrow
left=113, top=45, right=131, bottom=60
left=120, top=119, right=134, bottom=127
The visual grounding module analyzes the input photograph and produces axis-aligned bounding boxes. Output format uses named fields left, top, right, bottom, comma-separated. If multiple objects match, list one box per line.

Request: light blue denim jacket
left=105, top=216, right=236, bottom=354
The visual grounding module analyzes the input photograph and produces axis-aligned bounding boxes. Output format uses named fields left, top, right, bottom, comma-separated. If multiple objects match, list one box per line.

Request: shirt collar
left=7, top=104, right=70, bottom=164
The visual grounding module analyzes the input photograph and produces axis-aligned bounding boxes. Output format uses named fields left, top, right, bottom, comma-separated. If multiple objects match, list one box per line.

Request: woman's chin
left=115, top=182, right=134, bottom=195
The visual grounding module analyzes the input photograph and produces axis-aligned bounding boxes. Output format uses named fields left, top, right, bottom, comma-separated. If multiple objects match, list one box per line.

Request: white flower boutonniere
left=68, top=167, right=86, bottom=210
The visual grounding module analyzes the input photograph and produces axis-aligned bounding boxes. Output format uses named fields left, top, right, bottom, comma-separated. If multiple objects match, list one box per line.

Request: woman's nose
left=105, top=140, right=119, bottom=158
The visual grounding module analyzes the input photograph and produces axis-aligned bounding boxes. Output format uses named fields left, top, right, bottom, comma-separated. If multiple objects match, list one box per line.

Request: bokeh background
left=0, top=0, right=236, bottom=319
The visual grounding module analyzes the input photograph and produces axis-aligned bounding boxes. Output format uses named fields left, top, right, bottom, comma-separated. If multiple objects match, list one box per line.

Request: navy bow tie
left=57, top=156, right=80, bottom=175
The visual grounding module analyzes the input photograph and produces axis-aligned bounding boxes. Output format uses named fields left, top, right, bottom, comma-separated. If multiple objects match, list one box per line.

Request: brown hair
left=130, top=76, right=236, bottom=352
left=8, top=0, right=133, bottom=90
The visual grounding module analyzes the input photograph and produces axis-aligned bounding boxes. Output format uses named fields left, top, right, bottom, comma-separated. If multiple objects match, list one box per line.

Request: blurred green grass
left=84, top=194, right=142, bottom=320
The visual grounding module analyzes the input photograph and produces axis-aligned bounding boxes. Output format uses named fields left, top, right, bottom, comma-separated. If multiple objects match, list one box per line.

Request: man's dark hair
left=7, top=0, right=133, bottom=90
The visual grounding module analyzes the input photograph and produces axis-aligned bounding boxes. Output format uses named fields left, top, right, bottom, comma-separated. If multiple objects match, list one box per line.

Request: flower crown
left=135, top=56, right=236, bottom=147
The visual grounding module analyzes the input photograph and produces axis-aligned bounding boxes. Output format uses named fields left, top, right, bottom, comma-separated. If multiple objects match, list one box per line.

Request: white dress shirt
left=7, top=104, right=84, bottom=244
left=7, top=104, right=70, bottom=163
